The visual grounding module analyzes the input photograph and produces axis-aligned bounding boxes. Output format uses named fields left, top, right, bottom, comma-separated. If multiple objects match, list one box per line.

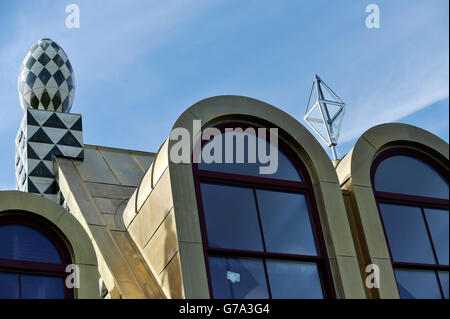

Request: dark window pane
left=0, top=272, right=19, bottom=299
left=438, top=271, right=449, bottom=299
left=266, top=260, right=323, bottom=299
left=200, top=183, right=263, bottom=251
left=395, top=269, right=442, bottom=299
left=0, top=224, right=61, bottom=263
left=21, top=274, right=64, bottom=299
left=379, top=203, right=435, bottom=264
left=375, top=155, right=449, bottom=199
left=256, top=190, right=317, bottom=255
left=198, top=130, right=302, bottom=181
left=424, top=209, right=449, bottom=265
left=208, top=256, right=269, bottom=299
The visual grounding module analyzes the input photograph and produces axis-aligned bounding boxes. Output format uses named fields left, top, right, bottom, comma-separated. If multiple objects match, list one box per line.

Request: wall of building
left=123, top=95, right=370, bottom=299
left=336, top=123, right=449, bottom=299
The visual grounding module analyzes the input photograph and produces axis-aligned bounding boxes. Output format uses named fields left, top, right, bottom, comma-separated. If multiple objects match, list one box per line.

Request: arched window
left=193, top=123, right=334, bottom=299
left=372, top=148, right=449, bottom=299
left=0, top=214, right=73, bottom=299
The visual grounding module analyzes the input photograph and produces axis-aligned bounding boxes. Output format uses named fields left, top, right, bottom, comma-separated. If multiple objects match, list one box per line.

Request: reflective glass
left=200, top=183, right=263, bottom=251
left=256, top=190, right=317, bottom=255
left=424, top=208, right=449, bottom=265
left=21, top=274, right=64, bottom=299
left=438, top=271, right=449, bottom=299
left=266, top=260, right=323, bottom=299
left=0, top=272, right=19, bottom=299
left=198, top=129, right=302, bottom=181
left=379, top=203, right=435, bottom=264
left=375, top=155, right=449, bottom=199
left=0, top=224, right=61, bottom=263
left=209, top=256, right=269, bottom=299
left=395, top=269, right=442, bottom=299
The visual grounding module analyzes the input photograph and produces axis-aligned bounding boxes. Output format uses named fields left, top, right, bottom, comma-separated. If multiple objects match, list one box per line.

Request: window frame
left=0, top=213, right=74, bottom=299
left=193, top=122, right=336, bottom=299
left=371, top=148, right=449, bottom=299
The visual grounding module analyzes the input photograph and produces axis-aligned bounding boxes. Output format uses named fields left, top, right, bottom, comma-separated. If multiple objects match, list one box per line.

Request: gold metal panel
left=110, top=230, right=166, bottom=298
left=133, top=154, right=155, bottom=172
left=335, top=148, right=353, bottom=185
left=370, top=257, right=399, bottom=299
left=178, top=241, right=210, bottom=299
left=129, top=170, right=173, bottom=248
left=73, top=147, right=119, bottom=184
left=158, top=252, right=184, bottom=299
left=169, top=163, right=202, bottom=243
left=348, top=137, right=377, bottom=187
left=76, top=264, right=100, bottom=299
left=153, top=139, right=169, bottom=187
left=92, top=197, right=124, bottom=214
left=99, top=149, right=145, bottom=186
left=136, top=167, right=153, bottom=211
left=89, top=225, right=147, bottom=298
left=84, top=182, right=136, bottom=199
left=352, top=185, right=391, bottom=259
left=329, top=256, right=366, bottom=299
left=56, top=158, right=105, bottom=227
left=123, top=191, right=137, bottom=229
left=54, top=212, right=97, bottom=265
left=143, top=209, right=179, bottom=275
left=313, top=181, right=358, bottom=258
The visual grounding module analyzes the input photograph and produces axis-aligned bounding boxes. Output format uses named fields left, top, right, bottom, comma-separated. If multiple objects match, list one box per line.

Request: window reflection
left=209, top=256, right=269, bottom=299
left=375, top=155, right=449, bottom=199
left=0, top=224, right=61, bottom=263
left=257, top=190, right=317, bottom=255
left=198, top=130, right=302, bottom=181
left=424, top=208, right=449, bottom=265
left=0, top=273, right=19, bottom=299
left=21, top=275, right=64, bottom=299
left=395, top=269, right=442, bottom=299
left=379, top=203, right=435, bottom=264
left=266, top=260, right=323, bottom=299
left=0, top=218, right=70, bottom=299
left=196, top=124, right=331, bottom=299
left=200, top=183, right=264, bottom=251
left=374, top=150, right=449, bottom=299
left=438, top=272, right=449, bottom=299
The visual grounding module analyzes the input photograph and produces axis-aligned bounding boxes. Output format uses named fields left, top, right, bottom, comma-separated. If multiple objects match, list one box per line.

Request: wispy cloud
left=340, top=52, right=449, bottom=143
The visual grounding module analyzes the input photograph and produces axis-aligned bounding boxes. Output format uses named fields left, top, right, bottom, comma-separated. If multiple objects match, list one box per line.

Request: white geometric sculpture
left=304, top=74, right=345, bottom=160
left=18, top=38, right=75, bottom=113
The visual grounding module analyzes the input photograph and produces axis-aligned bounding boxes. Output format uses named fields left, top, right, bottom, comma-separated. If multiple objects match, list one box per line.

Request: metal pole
left=331, top=145, right=338, bottom=161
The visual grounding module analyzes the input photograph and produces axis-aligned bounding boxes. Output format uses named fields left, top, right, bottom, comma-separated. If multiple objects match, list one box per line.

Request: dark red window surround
left=0, top=213, right=74, bottom=299
left=371, top=148, right=449, bottom=298
left=192, top=123, right=336, bottom=299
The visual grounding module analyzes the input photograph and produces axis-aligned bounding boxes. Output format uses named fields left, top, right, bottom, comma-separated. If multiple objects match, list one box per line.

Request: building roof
left=53, top=144, right=166, bottom=298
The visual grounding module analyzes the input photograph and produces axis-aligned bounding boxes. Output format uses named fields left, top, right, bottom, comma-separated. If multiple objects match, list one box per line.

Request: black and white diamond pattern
left=18, top=38, right=75, bottom=113
left=15, top=108, right=83, bottom=202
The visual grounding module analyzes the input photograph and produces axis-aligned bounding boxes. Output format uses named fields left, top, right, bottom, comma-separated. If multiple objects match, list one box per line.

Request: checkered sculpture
left=18, top=38, right=75, bottom=112
left=15, top=38, right=83, bottom=203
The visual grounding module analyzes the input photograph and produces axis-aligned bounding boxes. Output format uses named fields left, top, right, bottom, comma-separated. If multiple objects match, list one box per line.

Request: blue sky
left=0, top=0, right=448, bottom=189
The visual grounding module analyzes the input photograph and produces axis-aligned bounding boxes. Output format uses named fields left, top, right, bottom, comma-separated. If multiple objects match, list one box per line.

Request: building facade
left=0, top=39, right=448, bottom=299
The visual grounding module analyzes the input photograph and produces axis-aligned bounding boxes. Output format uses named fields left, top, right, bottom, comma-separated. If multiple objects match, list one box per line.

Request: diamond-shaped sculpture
left=304, top=74, right=345, bottom=147
left=18, top=38, right=75, bottom=113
